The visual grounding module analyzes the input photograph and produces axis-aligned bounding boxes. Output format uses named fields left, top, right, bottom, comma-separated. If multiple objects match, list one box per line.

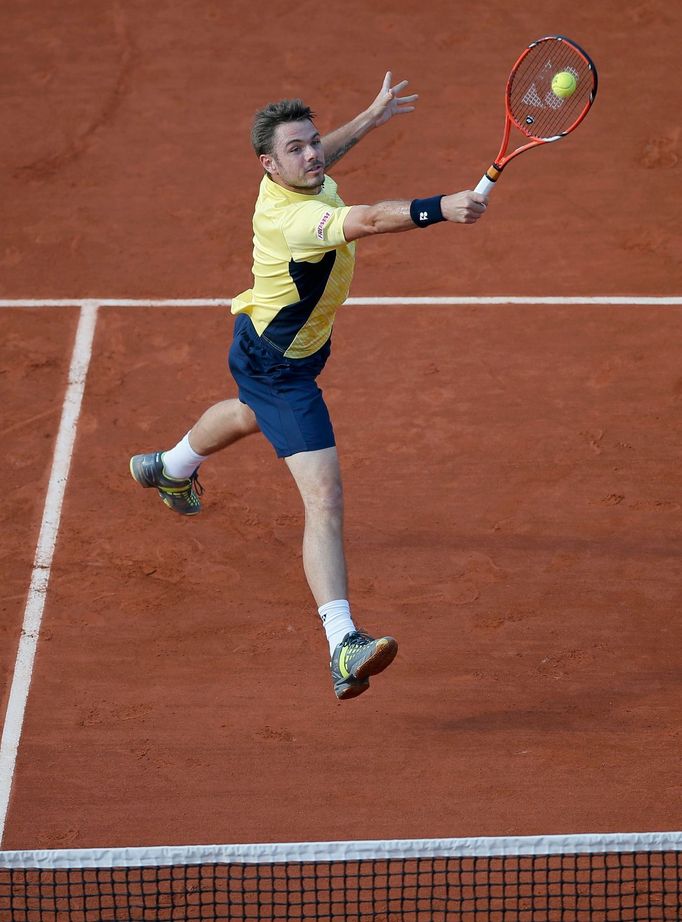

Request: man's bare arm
left=342, top=192, right=488, bottom=242
left=322, top=71, right=418, bottom=169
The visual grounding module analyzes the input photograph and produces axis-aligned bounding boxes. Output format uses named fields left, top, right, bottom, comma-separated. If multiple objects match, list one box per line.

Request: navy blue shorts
left=228, top=314, right=335, bottom=459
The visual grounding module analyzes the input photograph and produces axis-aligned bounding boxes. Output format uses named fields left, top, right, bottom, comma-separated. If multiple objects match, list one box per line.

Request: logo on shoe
left=338, top=646, right=352, bottom=679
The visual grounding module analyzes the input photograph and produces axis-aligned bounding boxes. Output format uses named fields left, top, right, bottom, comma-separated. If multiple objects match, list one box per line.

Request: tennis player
left=131, top=73, right=487, bottom=700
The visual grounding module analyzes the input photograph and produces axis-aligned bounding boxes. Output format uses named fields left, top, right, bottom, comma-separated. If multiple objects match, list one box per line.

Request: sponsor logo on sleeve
left=316, top=210, right=333, bottom=241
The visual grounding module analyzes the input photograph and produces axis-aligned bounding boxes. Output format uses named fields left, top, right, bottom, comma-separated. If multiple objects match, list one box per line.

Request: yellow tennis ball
left=552, top=71, right=577, bottom=99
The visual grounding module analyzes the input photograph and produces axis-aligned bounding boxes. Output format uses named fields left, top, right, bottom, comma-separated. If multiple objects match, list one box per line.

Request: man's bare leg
left=187, top=399, right=260, bottom=455
left=285, top=447, right=397, bottom=698
left=284, top=446, right=347, bottom=606
left=130, top=399, right=259, bottom=514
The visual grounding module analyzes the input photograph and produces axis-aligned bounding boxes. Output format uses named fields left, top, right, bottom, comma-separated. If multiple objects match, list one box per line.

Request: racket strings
left=508, top=39, right=596, bottom=141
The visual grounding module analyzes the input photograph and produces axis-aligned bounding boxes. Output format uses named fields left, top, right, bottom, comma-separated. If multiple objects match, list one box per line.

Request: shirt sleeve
left=280, top=201, right=352, bottom=261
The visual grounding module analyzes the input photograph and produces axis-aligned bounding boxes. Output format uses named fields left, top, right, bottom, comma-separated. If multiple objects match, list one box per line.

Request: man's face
left=260, top=119, right=325, bottom=194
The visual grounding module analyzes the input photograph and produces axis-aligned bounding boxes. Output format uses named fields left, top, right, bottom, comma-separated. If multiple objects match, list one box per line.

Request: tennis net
left=0, top=831, right=680, bottom=921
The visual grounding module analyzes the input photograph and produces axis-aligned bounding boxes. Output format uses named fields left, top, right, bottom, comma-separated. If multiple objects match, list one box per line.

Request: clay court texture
left=1, top=0, right=681, bottom=853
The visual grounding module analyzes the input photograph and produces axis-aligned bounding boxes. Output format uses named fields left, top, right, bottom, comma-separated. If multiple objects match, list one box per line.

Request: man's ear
left=260, top=153, right=275, bottom=176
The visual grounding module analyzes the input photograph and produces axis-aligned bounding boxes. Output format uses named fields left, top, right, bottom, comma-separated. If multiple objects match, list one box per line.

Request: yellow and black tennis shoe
left=129, top=451, right=203, bottom=516
left=330, top=631, right=398, bottom=700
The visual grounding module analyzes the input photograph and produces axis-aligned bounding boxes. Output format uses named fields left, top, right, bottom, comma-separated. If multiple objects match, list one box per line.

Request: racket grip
left=474, top=174, right=497, bottom=197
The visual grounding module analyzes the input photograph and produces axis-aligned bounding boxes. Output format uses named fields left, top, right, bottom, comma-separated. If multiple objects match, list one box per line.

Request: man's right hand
left=441, top=191, right=488, bottom=224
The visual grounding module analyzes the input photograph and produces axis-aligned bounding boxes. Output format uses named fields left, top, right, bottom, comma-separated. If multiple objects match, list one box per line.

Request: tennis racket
left=475, top=35, right=598, bottom=197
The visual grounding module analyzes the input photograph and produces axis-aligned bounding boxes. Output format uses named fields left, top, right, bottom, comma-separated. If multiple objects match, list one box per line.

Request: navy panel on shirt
left=261, top=250, right=337, bottom=354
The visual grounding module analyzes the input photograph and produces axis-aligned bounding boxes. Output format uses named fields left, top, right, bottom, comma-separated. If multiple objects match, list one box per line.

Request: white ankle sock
left=318, top=600, right=355, bottom=656
left=162, top=433, right=207, bottom=480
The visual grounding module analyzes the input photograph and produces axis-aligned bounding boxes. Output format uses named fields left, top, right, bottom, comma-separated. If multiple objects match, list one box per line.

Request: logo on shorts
left=316, top=211, right=333, bottom=240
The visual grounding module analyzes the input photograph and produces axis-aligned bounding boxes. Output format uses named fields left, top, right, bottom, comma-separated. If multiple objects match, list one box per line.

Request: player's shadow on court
left=429, top=671, right=677, bottom=734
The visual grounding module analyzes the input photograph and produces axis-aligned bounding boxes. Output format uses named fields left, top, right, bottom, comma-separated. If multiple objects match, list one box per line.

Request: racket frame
left=475, top=35, right=598, bottom=196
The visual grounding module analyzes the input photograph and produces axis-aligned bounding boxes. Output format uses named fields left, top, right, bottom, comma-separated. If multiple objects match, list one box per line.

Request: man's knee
left=302, top=478, right=344, bottom=520
left=234, top=400, right=259, bottom=434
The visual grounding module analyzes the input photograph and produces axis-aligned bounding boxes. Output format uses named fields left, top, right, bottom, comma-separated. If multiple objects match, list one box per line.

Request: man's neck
left=266, top=173, right=323, bottom=196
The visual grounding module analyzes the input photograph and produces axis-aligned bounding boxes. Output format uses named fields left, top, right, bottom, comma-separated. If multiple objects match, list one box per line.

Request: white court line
left=0, top=302, right=99, bottom=844
left=0, top=296, right=681, bottom=308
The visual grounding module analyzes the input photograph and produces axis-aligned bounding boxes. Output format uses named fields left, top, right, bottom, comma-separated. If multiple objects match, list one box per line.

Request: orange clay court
left=1, top=0, right=681, bottom=855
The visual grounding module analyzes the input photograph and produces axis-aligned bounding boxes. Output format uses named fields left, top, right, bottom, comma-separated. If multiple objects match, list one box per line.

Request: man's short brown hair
left=251, top=99, right=315, bottom=157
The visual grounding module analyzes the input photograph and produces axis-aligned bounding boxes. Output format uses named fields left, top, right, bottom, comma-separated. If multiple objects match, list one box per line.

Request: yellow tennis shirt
left=231, top=174, right=356, bottom=359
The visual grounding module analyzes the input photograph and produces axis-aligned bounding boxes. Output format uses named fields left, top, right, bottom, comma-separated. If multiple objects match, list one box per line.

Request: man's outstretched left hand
left=370, top=71, right=418, bottom=127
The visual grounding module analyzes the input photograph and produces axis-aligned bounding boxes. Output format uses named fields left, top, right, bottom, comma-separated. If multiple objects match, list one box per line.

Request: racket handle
left=474, top=174, right=497, bottom=197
